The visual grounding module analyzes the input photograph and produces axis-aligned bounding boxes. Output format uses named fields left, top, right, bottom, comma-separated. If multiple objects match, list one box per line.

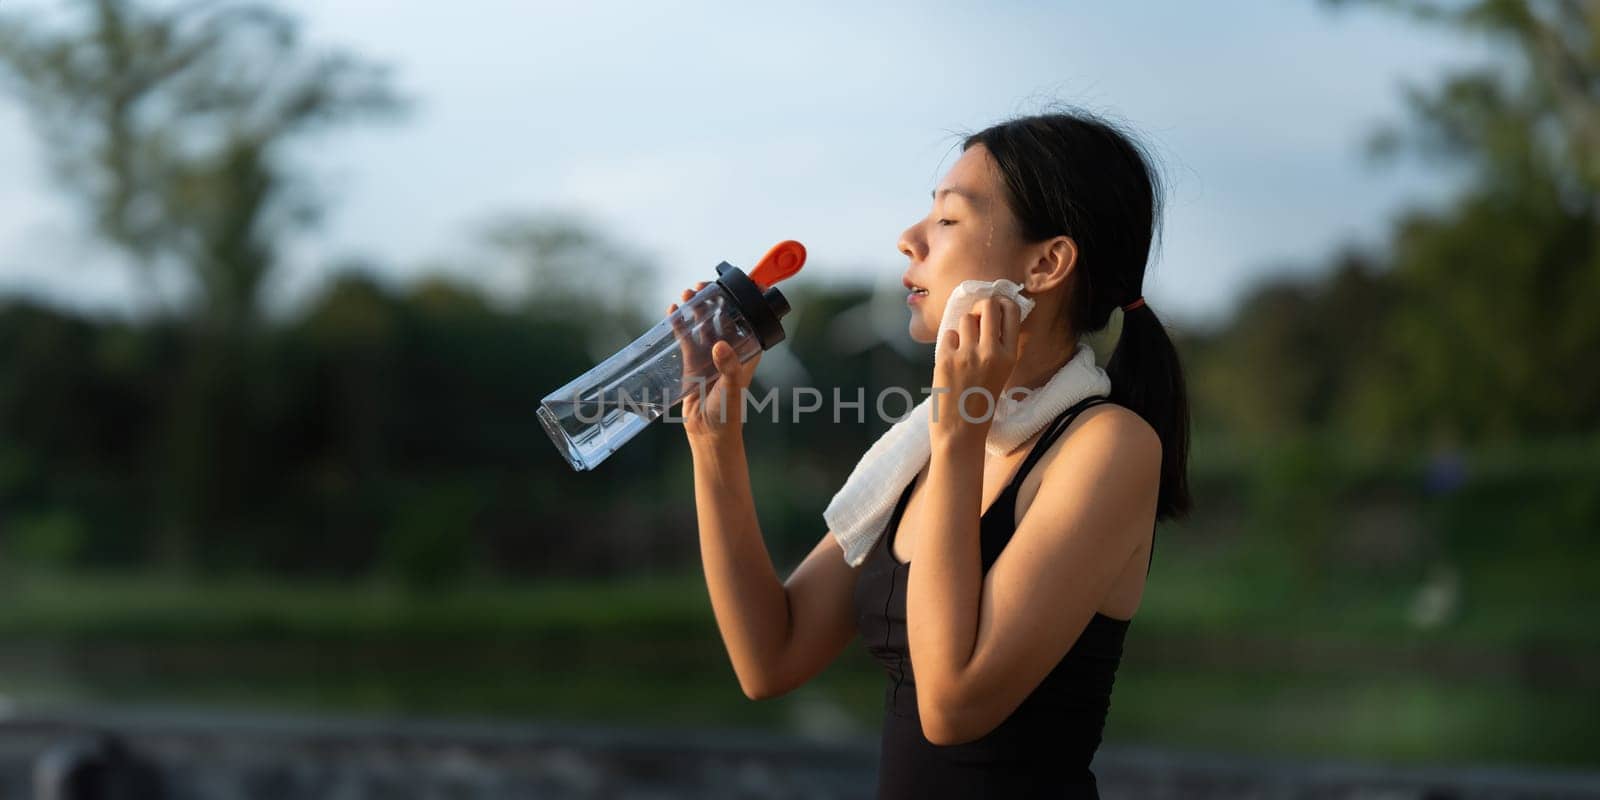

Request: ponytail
left=1107, top=303, right=1192, bottom=521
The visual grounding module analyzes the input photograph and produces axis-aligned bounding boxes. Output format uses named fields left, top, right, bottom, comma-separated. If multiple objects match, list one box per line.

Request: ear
left=1022, top=235, right=1077, bottom=295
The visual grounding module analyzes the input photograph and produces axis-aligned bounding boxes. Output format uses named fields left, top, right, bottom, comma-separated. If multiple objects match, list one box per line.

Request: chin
left=907, top=320, right=937, bottom=345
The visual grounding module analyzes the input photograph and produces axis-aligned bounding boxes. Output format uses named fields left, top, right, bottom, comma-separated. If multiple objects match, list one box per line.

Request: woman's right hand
left=669, top=281, right=762, bottom=446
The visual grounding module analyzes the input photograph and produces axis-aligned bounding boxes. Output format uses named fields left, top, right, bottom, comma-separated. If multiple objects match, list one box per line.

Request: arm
left=690, top=435, right=862, bottom=701
left=905, top=296, right=1158, bottom=745
left=670, top=283, right=861, bottom=701
left=905, top=409, right=1158, bottom=744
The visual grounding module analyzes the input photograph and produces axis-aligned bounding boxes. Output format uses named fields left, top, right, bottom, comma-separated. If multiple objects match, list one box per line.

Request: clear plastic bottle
left=538, top=241, right=804, bottom=471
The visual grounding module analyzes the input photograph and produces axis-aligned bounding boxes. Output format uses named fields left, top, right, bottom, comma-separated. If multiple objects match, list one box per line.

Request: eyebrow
left=932, top=186, right=982, bottom=203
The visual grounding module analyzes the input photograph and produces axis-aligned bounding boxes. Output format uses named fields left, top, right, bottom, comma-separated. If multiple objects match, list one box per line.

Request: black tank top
left=851, top=395, right=1149, bottom=799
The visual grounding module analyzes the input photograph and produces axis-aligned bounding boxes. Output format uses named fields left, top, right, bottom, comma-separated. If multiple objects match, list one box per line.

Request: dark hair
left=965, top=110, right=1192, bottom=522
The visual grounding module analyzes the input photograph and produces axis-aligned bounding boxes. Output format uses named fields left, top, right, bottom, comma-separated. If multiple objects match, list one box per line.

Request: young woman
left=669, top=110, right=1192, bottom=798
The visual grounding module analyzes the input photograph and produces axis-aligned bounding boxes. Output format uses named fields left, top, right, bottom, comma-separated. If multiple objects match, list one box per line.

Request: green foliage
left=0, top=0, right=405, bottom=571
left=382, top=483, right=480, bottom=592
left=1193, top=0, right=1600, bottom=446
left=1186, top=251, right=1401, bottom=443
left=6, top=509, right=88, bottom=569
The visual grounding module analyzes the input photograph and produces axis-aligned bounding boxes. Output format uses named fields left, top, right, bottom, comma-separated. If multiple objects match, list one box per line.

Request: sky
left=0, top=0, right=1481, bottom=329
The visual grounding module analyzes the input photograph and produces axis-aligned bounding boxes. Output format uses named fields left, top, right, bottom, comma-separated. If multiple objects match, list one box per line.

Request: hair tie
left=1121, top=296, right=1146, bottom=313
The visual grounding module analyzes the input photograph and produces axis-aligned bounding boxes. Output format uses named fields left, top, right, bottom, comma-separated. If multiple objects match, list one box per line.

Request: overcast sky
left=0, top=0, right=1479, bottom=328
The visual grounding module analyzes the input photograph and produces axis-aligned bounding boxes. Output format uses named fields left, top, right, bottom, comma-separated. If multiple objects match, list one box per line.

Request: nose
left=897, top=220, right=924, bottom=262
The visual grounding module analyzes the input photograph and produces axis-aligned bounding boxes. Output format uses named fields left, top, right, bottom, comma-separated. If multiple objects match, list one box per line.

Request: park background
left=0, top=0, right=1596, bottom=789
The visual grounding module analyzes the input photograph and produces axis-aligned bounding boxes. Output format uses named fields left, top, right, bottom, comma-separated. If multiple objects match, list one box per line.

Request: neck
left=1006, top=335, right=1078, bottom=396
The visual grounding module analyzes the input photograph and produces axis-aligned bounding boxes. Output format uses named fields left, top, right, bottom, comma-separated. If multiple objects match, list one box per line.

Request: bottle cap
left=712, top=240, right=805, bottom=351
left=714, top=262, right=791, bottom=350
left=750, top=240, right=806, bottom=289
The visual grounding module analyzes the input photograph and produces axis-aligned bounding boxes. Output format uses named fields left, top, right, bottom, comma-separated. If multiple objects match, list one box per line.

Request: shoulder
left=1077, top=401, right=1161, bottom=456
left=1043, top=401, right=1161, bottom=481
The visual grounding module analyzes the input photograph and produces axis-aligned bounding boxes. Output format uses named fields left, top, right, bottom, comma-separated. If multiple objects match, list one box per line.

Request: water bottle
left=537, top=240, right=806, bottom=471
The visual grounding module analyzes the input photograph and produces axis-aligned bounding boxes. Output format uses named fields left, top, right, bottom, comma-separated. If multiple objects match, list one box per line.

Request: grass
left=0, top=557, right=1595, bottom=770
left=0, top=571, right=715, bottom=641
left=2, top=439, right=1598, bottom=769
left=1106, top=668, right=1600, bottom=767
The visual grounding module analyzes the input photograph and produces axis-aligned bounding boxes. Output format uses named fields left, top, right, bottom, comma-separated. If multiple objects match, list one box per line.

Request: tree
left=0, top=0, right=401, bottom=327
left=0, top=0, right=402, bottom=569
left=1325, top=0, right=1600, bottom=440
left=1186, top=249, right=1400, bottom=443
left=475, top=213, right=657, bottom=354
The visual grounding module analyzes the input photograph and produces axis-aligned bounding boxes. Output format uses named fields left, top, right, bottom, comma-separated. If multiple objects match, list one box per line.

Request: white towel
left=824, top=279, right=1111, bottom=567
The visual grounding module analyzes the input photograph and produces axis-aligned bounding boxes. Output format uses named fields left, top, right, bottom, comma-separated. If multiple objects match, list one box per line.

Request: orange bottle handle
left=749, top=240, right=806, bottom=289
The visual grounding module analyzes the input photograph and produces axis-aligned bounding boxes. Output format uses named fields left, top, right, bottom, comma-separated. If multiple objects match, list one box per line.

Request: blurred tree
left=477, top=213, right=656, bottom=353
left=0, top=0, right=400, bottom=324
left=1197, top=1, right=1600, bottom=446
left=1186, top=250, right=1400, bottom=443
left=1324, top=0, right=1600, bottom=440
left=0, top=0, right=401, bottom=325
left=0, top=0, right=401, bottom=568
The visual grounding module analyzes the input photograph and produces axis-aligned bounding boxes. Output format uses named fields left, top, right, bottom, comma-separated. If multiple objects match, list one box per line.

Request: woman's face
left=898, top=143, right=1032, bottom=344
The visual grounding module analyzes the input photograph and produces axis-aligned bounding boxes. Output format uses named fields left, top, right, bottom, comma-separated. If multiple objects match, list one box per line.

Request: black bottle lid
left=714, top=262, right=790, bottom=350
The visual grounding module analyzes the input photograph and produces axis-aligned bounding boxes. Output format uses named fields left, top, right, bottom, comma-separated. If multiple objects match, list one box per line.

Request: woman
left=670, top=110, right=1192, bottom=798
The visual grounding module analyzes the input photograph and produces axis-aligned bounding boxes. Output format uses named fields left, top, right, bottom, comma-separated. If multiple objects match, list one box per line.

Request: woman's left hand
left=931, top=295, right=1023, bottom=442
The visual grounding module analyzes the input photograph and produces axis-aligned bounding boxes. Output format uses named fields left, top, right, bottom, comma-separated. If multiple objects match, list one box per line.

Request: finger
left=714, top=341, right=752, bottom=395
left=960, top=310, right=980, bottom=352
left=712, top=340, right=740, bottom=379
left=685, top=292, right=709, bottom=347
left=979, top=298, right=997, bottom=352
left=995, top=296, right=1015, bottom=348
left=940, top=327, right=960, bottom=357
left=709, top=302, right=730, bottom=341
left=1001, top=297, right=1021, bottom=351
left=670, top=302, right=708, bottom=376
left=735, top=349, right=762, bottom=384
left=669, top=302, right=689, bottom=339
left=729, top=344, right=753, bottom=377
left=683, top=282, right=716, bottom=344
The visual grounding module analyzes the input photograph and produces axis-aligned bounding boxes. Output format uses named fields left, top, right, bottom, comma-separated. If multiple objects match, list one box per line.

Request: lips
left=902, top=276, right=929, bottom=297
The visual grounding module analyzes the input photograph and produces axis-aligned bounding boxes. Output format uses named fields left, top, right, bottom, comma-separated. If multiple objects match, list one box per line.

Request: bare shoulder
left=1036, top=402, right=1161, bottom=482
left=1075, top=402, right=1161, bottom=457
